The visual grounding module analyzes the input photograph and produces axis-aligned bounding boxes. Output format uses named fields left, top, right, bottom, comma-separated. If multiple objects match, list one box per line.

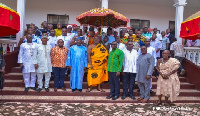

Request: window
left=130, top=19, right=150, bottom=29
left=169, top=21, right=175, bottom=35
left=47, top=14, right=69, bottom=28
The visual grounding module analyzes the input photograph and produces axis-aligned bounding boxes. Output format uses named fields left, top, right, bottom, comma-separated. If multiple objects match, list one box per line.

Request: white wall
left=0, top=0, right=199, bottom=33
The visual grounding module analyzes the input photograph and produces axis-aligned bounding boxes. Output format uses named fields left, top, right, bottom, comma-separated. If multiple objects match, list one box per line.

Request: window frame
left=130, top=19, right=150, bottom=29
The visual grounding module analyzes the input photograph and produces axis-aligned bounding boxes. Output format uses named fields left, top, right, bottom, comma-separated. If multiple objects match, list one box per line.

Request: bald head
left=162, top=50, right=170, bottom=59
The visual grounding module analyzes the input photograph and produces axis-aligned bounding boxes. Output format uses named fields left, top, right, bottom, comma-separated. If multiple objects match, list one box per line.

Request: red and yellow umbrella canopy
left=76, top=8, right=129, bottom=28
left=180, top=11, right=200, bottom=40
left=0, top=3, right=20, bottom=37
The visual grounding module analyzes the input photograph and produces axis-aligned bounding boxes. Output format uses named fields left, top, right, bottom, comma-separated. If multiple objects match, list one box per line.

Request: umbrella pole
left=100, top=16, right=103, bottom=36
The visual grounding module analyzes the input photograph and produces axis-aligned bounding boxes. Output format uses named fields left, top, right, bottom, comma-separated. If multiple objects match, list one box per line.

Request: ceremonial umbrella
left=180, top=11, right=200, bottom=40
left=0, top=3, right=20, bottom=37
left=76, top=8, right=129, bottom=31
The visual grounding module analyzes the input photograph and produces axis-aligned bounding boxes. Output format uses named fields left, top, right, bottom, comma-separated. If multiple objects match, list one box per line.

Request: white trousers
left=37, top=72, right=51, bottom=89
left=23, top=72, right=36, bottom=88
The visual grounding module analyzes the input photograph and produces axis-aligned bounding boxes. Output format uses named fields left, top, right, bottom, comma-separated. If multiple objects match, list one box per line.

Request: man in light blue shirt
left=105, top=27, right=115, bottom=44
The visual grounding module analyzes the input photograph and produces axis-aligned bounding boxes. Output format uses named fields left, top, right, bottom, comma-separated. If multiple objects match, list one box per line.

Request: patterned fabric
left=33, top=44, right=52, bottom=73
left=51, top=46, right=68, bottom=68
left=120, top=37, right=128, bottom=44
left=160, top=36, right=170, bottom=50
left=156, top=58, right=180, bottom=102
left=54, top=29, right=62, bottom=37
left=18, top=43, right=37, bottom=73
left=170, top=41, right=185, bottom=57
left=87, top=44, right=108, bottom=86
left=107, top=48, right=124, bottom=72
left=88, top=36, right=94, bottom=45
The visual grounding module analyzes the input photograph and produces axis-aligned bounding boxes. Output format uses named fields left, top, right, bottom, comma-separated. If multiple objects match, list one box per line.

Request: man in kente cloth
left=155, top=50, right=180, bottom=106
left=86, top=36, right=108, bottom=92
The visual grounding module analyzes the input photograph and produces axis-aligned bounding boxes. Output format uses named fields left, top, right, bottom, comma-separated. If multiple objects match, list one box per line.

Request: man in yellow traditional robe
left=86, top=36, right=108, bottom=92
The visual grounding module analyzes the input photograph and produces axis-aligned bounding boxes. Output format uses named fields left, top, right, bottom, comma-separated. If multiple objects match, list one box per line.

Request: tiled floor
left=0, top=102, right=199, bottom=116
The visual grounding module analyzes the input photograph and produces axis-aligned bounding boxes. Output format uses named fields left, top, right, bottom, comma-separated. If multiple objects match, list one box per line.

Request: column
left=173, top=0, right=187, bottom=43
left=101, top=0, right=108, bottom=9
left=16, top=0, right=26, bottom=45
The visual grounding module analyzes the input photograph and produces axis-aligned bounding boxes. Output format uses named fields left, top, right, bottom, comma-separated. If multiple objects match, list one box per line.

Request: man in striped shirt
left=106, top=41, right=124, bottom=100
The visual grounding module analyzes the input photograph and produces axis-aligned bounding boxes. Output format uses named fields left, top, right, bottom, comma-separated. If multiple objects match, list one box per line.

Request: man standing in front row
left=66, top=37, right=87, bottom=92
left=87, top=36, right=108, bottom=92
left=51, top=39, right=68, bottom=92
left=121, top=42, right=138, bottom=100
left=18, top=34, right=37, bottom=92
left=33, top=35, right=52, bottom=92
left=106, top=41, right=124, bottom=100
left=136, top=46, right=155, bottom=103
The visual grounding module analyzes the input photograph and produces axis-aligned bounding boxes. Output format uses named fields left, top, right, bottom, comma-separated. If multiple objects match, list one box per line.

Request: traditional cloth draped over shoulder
left=87, top=43, right=109, bottom=86
left=156, top=58, right=181, bottom=102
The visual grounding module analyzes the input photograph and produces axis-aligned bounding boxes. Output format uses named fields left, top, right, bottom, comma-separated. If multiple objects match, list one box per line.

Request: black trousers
left=122, top=72, right=136, bottom=96
left=108, top=72, right=120, bottom=97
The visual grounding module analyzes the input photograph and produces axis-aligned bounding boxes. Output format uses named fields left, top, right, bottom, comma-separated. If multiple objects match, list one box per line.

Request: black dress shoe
left=37, top=88, right=42, bottom=93
left=121, top=95, right=126, bottom=100
left=112, top=96, right=119, bottom=100
left=130, top=96, right=136, bottom=100
left=106, top=95, right=114, bottom=99
left=150, top=90, right=155, bottom=94
left=45, top=88, right=49, bottom=92
left=78, top=89, right=82, bottom=92
left=72, top=89, right=76, bottom=92
left=25, top=87, right=29, bottom=92
left=31, top=87, right=36, bottom=90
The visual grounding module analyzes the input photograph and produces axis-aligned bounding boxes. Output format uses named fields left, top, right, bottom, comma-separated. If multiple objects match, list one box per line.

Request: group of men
left=18, top=21, right=182, bottom=105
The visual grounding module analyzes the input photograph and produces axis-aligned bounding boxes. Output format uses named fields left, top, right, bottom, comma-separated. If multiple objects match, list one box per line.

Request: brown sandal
left=141, top=99, right=148, bottom=103
left=154, top=100, right=162, bottom=106
left=86, top=88, right=92, bottom=92
left=97, top=88, right=105, bottom=92
left=137, top=97, right=143, bottom=101
left=164, top=101, right=171, bottom=106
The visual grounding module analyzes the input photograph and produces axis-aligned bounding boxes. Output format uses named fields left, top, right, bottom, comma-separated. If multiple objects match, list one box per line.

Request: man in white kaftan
left=33, top=35, right=52, bottom=92
left=18, top=34, right=37, bottom=92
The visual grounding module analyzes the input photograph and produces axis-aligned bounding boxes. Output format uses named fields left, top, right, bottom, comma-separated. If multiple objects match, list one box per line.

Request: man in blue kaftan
left=66, top=37, right=87, bottom=92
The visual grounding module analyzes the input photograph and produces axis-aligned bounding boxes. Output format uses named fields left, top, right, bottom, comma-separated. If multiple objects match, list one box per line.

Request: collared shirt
left=51, top=46, right=68, bottom=68
left=57, top=35, right=73, bottom=49
left=155, top=33, right=162, bottom=41
left=123, top=48, right=138, bottom=73
left=107, top=48, right=124, bottom=72
left=48, top=36, right=57, bottom=48
left=160, top=36, right=170, bottom=50
left=170, top=41, right=185, bottom=57
left=142, top=32, right=152, bottom=39
left=108, top=36, right=115, bottom=43
left=109, top=43, right=126, bottom=53
left=150, top=40, right=162, bottom=57
left=54, top=29, right=62, bottom=37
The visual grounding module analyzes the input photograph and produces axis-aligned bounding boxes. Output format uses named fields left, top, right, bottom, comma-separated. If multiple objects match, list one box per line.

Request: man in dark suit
left=165, top=29, right=174, bottom=50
